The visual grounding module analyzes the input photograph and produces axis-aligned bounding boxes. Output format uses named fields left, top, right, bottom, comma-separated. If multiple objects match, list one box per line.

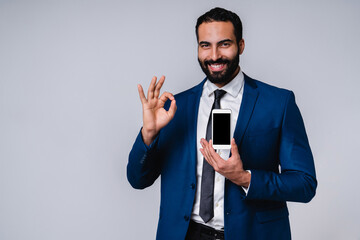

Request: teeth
left=210, top=64, right=223, bottom=69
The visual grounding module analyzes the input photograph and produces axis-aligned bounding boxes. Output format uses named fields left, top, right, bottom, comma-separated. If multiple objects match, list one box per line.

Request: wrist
left=235, top=170, right=251, bottom=188
left=141, top=128, right=157, bottom=146
left=243, top=170, right=251, bottom=188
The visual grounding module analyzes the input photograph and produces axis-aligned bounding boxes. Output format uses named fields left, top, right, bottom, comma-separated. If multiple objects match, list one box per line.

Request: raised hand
left=138, top=76, right=177, bottom=146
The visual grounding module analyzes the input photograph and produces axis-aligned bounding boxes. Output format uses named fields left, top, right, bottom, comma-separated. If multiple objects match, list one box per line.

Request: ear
left=238, top=39, right=245, bottom=55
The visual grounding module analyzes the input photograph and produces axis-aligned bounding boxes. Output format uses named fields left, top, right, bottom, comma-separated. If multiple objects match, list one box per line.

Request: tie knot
left=214, top=89, right=226, bottom=100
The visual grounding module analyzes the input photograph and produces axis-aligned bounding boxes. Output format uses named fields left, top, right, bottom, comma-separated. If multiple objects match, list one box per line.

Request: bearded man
left=127, top=7, right=317, bottom=240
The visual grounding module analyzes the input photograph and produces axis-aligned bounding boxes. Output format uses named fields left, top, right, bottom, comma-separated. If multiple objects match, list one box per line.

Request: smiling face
left=197, top=21, right=244, bottom=87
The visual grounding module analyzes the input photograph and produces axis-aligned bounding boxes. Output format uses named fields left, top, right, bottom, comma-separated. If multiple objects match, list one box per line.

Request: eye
left=200, top=43, right=210, bottom=48
left=221, top=42, right=230, bottom=47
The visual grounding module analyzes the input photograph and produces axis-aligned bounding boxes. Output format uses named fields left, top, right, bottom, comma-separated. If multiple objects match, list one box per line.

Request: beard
left=198, top=51, right=240, bottom=85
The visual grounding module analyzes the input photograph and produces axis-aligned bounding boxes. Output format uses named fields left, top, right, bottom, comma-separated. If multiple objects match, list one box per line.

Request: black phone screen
left=212, top=112, right=231, bottom=145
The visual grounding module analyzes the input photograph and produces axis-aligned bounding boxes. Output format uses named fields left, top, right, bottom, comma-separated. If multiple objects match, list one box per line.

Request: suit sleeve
left=245, top=91, right=317, bottom=203
left=127, top=129, right=162, bottom=189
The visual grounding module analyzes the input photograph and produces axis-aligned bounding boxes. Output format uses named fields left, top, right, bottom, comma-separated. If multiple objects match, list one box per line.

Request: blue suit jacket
left=127, top=74, right=317, bottom=240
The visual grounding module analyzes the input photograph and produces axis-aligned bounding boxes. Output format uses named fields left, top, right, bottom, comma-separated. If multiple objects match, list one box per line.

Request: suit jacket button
left=184, top=215, right=189, bottom=221
left=190, top=183, right=195, bottom=189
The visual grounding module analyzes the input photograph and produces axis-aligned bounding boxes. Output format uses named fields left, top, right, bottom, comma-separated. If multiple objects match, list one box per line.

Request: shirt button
left=184, top=215, right=189, bottom=221
left=216, top=177, right=220, bottom=182
left=216, top=203, right=219, bottom=208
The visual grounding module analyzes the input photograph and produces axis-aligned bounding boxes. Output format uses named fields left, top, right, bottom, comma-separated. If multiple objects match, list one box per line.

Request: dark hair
left=195, top=7, right=243, bottom=43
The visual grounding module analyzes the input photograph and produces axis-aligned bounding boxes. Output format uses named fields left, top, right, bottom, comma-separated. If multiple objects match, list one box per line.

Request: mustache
left=204, top=58, right=229, bottom=66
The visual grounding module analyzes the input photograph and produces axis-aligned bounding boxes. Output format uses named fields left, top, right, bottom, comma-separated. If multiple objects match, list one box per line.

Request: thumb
left=230, top=138, right=239, bottom=156
left=167, top=99, right=177, bottom=119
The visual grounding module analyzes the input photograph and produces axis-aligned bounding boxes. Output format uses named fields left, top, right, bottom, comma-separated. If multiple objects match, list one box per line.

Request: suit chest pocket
left=241, top=127, right=280, bottom=169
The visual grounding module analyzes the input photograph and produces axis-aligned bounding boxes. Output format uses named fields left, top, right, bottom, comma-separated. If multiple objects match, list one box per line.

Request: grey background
left=1, top=0, right=359, bottom=239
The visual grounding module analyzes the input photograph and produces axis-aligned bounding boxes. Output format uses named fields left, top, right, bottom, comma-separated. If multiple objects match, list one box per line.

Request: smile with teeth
left=208, top=63, right=226, bottom=72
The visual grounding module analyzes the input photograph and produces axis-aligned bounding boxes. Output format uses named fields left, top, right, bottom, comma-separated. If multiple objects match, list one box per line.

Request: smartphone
left=212, top=109, right=231, bottom=149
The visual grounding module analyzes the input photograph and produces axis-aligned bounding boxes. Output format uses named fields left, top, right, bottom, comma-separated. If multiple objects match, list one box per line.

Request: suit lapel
left=187, top=79, right=206, bottom=175
left=233, top=74, right=259, bottom=146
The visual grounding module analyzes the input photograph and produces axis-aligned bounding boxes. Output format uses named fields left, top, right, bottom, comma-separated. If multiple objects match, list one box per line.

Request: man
left=127, top=7, right=317, bottom=240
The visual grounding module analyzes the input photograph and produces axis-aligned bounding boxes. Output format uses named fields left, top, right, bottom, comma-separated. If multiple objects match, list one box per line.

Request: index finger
left=208, top=140, right=227, bottom=164
left=159, top=91, right=175, bottom=104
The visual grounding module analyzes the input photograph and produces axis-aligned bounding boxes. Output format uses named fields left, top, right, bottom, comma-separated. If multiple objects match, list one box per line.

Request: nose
left=210, top=47, right=220, bottom=61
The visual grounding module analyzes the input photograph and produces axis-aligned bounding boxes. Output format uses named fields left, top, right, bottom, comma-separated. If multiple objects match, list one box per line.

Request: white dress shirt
left=191, top=70, right=245, bottom=230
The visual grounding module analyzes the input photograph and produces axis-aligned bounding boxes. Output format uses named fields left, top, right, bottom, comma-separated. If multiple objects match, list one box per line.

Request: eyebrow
left=199, top=41, right=210, bottom=45
left=218, top=39, right=233, bottom=45
left=199, top=39, right=233, bottom=45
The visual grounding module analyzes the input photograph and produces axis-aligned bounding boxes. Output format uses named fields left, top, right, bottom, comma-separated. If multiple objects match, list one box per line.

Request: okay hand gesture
left=138, top=76, right=177, bottom=145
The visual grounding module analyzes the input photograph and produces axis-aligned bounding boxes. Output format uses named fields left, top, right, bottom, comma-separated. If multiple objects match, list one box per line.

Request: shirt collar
left=204, top=69, right=244, bottom=98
